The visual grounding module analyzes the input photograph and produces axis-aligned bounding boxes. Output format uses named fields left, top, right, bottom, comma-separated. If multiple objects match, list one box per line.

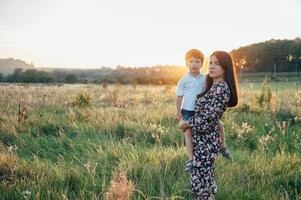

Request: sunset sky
left=0, top=0, right=300, bottom=68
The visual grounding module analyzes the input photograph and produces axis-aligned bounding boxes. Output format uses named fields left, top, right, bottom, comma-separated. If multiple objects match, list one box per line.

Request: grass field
left=0, top=81, right=301, bottom=200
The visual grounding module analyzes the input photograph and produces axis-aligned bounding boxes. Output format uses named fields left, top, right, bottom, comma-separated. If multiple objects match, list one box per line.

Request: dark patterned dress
left=188, top=81, right=230, bottom=200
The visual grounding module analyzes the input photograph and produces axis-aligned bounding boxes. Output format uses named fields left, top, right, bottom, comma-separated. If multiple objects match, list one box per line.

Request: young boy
left=176, top=49, right=231, bottom=172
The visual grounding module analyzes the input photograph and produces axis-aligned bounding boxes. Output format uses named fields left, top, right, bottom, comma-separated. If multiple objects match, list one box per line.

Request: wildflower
left=22, top=190, right=31, bottom=199
left=7, top=145, right=17, bottom=153
left=84, top=161, right=97, bottom=174
left=259, top=135, right=275, bottom=148
left=231, top=122, right=254, bottom=140
left=62, top=194, right=68, bottom=200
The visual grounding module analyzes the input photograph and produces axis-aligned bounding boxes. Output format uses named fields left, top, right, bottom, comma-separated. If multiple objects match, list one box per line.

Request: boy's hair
left=185, top=49, right=204, bottom=64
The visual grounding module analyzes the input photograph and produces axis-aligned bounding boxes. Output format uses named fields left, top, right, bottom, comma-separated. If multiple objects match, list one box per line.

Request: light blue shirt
left=176, top=72, right=206, bottom=111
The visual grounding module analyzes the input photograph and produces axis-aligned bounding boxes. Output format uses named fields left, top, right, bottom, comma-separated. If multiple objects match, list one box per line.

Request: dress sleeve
left=188, top=82, right=230, bottom=132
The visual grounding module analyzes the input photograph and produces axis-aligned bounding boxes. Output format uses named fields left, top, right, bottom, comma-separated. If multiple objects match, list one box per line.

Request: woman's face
left=209, top=55, right=225, bottom=79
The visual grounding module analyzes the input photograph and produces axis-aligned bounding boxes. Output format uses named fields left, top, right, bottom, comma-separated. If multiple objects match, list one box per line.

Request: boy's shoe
left=184, top=160, right=193, bottom=172
left=220, top=147, right=231, bottom=159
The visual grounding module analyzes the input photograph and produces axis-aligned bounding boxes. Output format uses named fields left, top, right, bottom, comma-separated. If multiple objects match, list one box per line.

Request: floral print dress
left=188, top=81, right=230, bottom=200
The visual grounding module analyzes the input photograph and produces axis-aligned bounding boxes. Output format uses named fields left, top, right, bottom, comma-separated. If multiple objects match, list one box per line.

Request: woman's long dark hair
left=197, top=51, right=238, bottom=107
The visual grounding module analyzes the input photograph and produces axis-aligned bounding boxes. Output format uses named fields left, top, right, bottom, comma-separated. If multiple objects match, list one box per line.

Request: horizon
left=1, top=36, right=300, bottom=69
left=0, top=0, right=301, bottom=68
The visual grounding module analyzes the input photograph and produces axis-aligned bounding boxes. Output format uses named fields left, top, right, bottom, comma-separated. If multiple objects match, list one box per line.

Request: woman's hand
left=179, top=120, right=190, bottom=131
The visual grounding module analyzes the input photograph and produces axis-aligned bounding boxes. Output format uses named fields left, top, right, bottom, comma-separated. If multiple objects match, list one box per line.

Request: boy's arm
left=175, top=77, right=184, bottom=121
left=176, top=96, right=183, bottom=120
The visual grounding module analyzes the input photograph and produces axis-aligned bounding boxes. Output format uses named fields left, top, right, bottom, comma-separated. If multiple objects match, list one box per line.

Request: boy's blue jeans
left=181, top=109, right=195, bottom=121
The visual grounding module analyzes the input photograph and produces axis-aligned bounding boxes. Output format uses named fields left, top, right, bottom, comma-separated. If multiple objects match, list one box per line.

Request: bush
left=0, top=154, right=16, bottom=182
left=256, top=80, right=272, bottom=108
left=71, top=91, right=93, bottom=107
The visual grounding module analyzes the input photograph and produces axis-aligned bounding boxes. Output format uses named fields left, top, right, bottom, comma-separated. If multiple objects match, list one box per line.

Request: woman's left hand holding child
left=179, top=120, right=190, bottom=132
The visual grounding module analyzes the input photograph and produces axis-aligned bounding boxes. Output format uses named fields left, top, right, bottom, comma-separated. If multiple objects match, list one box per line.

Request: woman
left=179, top=51, right=238, bottom=200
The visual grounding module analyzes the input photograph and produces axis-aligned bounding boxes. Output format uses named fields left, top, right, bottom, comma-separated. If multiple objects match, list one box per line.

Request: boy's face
left=187, top=57, right=202, bottom=74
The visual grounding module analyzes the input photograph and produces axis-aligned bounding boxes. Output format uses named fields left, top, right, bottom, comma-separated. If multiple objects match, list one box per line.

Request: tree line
left=0, top=66, right=187, bottom=85
left=231, top=38, right=301, bottom=73
left=0, top=38, right=300, bottom=84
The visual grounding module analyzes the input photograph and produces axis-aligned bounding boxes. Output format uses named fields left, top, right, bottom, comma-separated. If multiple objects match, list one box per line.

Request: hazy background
left=0, top=0, right=301, bottom=68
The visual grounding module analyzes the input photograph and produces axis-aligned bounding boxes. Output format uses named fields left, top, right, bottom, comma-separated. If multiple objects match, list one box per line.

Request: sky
left=0, top=0, right=300, bottom=68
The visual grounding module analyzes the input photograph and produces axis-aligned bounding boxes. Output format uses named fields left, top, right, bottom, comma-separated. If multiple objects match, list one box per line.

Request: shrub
left=71, top=90, right=93, bottom=107
left=0, top=154, right=16, bottom=182
left=104, top=171, right=134, bottom=200
left=256, top=80, right=272, bottom=108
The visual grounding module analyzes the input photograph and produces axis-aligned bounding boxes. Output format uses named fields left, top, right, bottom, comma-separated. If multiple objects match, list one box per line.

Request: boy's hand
left=175, top=112, right=182, bottom=121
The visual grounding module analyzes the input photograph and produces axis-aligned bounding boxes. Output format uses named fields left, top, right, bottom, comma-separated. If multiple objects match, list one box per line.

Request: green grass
left=0, top=82, right=301, bottom=199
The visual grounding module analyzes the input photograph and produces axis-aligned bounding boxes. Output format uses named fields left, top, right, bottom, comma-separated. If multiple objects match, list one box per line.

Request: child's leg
left=184, top=128, right=193, bottom=160
left=218, top=120, right=226, bottom=149
left=209, top=193, right=215, bottom=200
left=218, top=120, right=231, bottom=159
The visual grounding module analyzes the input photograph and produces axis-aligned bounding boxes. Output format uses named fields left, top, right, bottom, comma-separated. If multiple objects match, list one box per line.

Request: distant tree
left=23, top=69, right=38, bottom=82
left=6, top=68, right=23, bottom=82
left=36, top=71, right=55, bottom=83
left=65, top=73, right=78, bottom=83
left=231, top=38, right=301, bottom=72
left=0, top=73, right=3, bottom=82
left=53, top=71, right=67, bottom=83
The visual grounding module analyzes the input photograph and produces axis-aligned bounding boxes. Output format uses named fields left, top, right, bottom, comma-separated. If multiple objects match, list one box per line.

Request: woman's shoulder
left=212, top=81, right=229, bottom=94
left=212, top=81, right=228, bottom=88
